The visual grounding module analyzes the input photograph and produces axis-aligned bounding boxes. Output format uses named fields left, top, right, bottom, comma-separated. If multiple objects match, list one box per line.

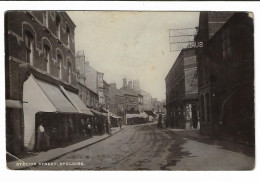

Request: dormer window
left=43, top=11, right=48, bottom=28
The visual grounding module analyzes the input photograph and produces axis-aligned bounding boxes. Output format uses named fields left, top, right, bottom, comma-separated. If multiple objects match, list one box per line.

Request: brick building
left=107, top=83, right=125, bottom=117
left=120, top=78, right=141, bottom=112
left=5, top=11, right=93, bottom=155
left=196, top=12, right=254, bottom=143
left=165, top=48, right=198, bottom=129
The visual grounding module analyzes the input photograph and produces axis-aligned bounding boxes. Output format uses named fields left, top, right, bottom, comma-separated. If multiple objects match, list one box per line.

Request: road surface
left=33, top=123, right=254, bottom=170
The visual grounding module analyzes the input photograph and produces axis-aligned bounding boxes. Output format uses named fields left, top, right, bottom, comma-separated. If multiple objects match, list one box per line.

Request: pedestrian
left=158, top=114, right=162, bottom=128
left=119, top=118, right=122, bottom=129
left=165, top=116, right=169, bottom=128
left=36, top=121, right=45, bottom=151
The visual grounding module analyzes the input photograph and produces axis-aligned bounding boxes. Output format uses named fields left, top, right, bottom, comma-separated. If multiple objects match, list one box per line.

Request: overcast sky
left=67, top=11, right=199, bottom=101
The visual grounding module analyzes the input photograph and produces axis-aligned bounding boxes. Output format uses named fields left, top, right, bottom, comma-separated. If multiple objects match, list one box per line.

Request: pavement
left=165, top=128, right=211, bottom=140
left=165, top=127, right=255, bottom=158
left=7, top=127, right=124, bottom=170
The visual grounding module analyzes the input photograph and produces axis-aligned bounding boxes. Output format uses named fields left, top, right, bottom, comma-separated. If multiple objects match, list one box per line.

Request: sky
left=67, top=11, right=199, bottom=101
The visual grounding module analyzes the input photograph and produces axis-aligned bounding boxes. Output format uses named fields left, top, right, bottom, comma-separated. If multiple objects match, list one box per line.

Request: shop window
left=206, top=93, right=210, bottom=123
left=200, top=95, right=205, bottom=123
left=24, top=31, right=33, bottom=65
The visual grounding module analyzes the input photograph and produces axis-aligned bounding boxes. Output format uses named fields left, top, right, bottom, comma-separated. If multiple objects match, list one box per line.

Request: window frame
left=43, top=11, right=49, bottom=28
left=24, top=32, right=33, bottom=64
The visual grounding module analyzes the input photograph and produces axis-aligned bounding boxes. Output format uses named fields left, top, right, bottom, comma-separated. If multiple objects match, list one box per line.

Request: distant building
left=103, top=80, right=110, bottom=109
left=75, top=50, right=105, bottom=107
left=139, top=89, right=153, bottom=111
left=196, top=12, right=254, bottom=143
left=75, top=51, right=99, bottom=109
left=107, top=83, right=124, bottom=116
left=165, top=48, right=198, bottom=129
left=133, top=80, right=140, bottom=90
left=151, top=98, right=166, bottom=114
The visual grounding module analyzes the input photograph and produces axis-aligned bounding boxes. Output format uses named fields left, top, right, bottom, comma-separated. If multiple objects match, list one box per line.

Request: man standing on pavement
left=36, top=121, right=45, bottom=151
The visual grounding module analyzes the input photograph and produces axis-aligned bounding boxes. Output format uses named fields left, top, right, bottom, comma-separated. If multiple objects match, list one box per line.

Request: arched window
left=66, top=24, right=70, bottom=49
left=56, top=15, right=61, bottom=39
left=57, top=54, right=63, bottom=79
left=24, top=31, right=33, bottom=65
left=43, top=11, right=48, bottom=28
left=43, top=44, right=50, bottom=73
left=67, top=62, right=72, bottom=83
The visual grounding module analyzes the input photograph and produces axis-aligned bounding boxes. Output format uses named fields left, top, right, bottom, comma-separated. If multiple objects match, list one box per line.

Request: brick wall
left=6, top=11, right=77, bottom=94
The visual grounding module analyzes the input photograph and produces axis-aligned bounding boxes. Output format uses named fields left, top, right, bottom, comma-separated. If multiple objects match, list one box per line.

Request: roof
left=108, top=86, right=124, bottom=97
left=89, top=108, right=102, bottom=115
left=119, top=87, right=138, bottom=97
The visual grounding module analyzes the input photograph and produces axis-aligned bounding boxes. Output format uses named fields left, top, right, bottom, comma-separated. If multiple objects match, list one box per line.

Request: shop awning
left=60, top=86, right=93, bottom=116
left=102, top=113, right=108, bottom=117
left=144, top=110, right=156, bottom=117
left=23, top=75, right=78, bottom=150
left=36, top=79, right=78, bottom=113
left=89, top=108, right=102, bottom=116
left=140, top=112, right=148, bottom=118
left=126, top=114, right=140, bottom=119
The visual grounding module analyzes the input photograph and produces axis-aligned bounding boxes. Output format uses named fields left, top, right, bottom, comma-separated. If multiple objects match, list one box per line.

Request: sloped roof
left=119, top=87, right=138, bottom=97
left=108, top=86, right=124, bottom=97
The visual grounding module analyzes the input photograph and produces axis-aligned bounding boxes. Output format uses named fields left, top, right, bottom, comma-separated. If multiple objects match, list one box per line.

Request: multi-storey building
left=107, top=83, right=125, bottom=116
left=76, top=51, right=99, bottom=109
left=139, top=89, right=152, bottom=111
left=196, top=12, right=254, bottom=143
left=5, top=11, right=93, bottom=155
left=120, top=78, right=141, bottom=112
left=165, top=48, right=198, bottom=129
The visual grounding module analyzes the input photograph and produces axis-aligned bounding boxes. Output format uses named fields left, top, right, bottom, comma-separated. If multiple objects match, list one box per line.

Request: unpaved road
left=33, top=123, right=254, bottom=170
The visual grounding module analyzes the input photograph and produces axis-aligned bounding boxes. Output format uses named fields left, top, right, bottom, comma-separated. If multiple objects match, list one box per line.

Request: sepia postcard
left=5, top=10, right=254, bottom=170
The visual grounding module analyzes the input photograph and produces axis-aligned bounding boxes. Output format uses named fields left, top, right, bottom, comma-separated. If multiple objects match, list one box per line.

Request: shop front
left=23, top=74, right=93, bottom=151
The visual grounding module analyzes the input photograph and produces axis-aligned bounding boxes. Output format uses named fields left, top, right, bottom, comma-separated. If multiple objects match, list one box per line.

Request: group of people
left=35, top=115, right=121, bottom=152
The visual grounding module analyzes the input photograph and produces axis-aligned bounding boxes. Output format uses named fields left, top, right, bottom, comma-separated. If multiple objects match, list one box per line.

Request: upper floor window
left=66, top=24, right=71, bottom=49
left=222, top=28, right=232, bottom=59
left=43, top=45, right=50, bottom=73
left=68, top=62, right=72, bottom=83
left=43, top=11, right=48, bottom=28
left=56, top=15, right=61, bottom=39
left=57, top=54, right=62, bottom=79
left=24, top=31, right=33, bottom=65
